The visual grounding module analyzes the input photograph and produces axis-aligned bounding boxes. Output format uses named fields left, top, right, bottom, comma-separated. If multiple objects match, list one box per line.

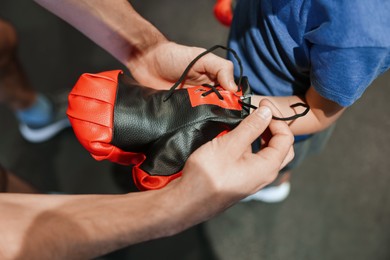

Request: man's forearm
left=34, top=0, right=167, bottom=66
left=0, top=187, right=199, bottom=259
left=0, top=101, right=294, bottom=259
left=33, top=0, right=239, bottom=91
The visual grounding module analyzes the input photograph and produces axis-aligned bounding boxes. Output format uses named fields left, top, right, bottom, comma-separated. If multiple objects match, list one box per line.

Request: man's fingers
left=256, top=123, right=294, bottom=171
left=252, top=99, right=294, bottom=169
left=259, top=98, right=283, bottom=118
left=260, top=98, right=293, bottom=152
left=215, top=65, right=238, bottom=92
left=218, top=105, right=272, bottom=156
left=254, top=130, right=294, bottom=174
left=198, top=53, right=237, bottom=92
left=280, top=145, right=295, bottom=170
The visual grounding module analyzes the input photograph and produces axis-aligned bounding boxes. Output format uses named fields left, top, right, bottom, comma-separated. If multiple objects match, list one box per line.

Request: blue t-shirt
left=228, top=0, right=390, bottom=107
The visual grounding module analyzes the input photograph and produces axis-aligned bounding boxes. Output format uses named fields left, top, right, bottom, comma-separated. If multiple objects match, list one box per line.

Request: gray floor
left=1, top=1, right=390, bottom=260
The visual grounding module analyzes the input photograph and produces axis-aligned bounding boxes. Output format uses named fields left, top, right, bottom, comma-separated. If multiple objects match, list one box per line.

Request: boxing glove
left=67, top=70, right=251, bottom=190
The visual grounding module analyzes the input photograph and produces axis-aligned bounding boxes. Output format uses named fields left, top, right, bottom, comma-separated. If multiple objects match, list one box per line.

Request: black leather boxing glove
left=67, top=69, right=251, bottom=190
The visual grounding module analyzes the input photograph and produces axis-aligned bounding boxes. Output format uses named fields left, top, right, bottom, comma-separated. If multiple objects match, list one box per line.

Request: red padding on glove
left=214, top=0, right=233, bottom=27
left=132, top=130, right=229, bottom=191
left=67, top=70, right=144, bottom=166
left=133, top=166, right=182, bottom=191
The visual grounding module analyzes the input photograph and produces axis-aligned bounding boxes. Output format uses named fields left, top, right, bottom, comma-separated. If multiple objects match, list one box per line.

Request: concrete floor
left=1, top=1, right=389, bottom=259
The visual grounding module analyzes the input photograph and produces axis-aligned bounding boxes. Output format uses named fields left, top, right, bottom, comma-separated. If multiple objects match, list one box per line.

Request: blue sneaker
left=19, top=93, right=70, bottom=143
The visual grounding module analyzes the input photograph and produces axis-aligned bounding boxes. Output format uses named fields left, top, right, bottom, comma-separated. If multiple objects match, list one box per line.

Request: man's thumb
left=220, top=105, right=272, bottom=153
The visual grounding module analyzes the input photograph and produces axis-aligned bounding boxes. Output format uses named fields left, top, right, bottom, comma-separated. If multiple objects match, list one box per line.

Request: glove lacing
left=163, top=45, right=310, bottom=121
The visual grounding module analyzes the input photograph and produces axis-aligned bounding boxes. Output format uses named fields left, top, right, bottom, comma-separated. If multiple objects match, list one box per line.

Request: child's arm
left=251, top=86, right=346, bottom=135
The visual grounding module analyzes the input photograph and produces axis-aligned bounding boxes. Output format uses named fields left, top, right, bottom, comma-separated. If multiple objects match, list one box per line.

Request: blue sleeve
left=304, top=0, right=390, bottom=107
left=310, top=46, right=390, bottom=107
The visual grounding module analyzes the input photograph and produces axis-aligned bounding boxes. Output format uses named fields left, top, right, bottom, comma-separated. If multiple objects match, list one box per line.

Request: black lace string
left=240, top=101, right=310, bottom=121
left=163, top=44, right=310, bottom=121
left=163, top=45, right=243, bottom=102
left=201, top=83, right=224, bottom=100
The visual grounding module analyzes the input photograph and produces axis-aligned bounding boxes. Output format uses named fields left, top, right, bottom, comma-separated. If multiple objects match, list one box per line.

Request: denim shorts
left=281, top=124, right=336, bottom=173
left=252, top=124, right=336, bottom=173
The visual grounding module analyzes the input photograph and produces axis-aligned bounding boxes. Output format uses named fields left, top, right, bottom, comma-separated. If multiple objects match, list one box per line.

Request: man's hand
left=127, top=41, right=238, bottom=91
left=0, top=99, right=293, bottom=260
left=171, top=99, right=294, bottom=222
left=34, top=0, right=237, bottom=92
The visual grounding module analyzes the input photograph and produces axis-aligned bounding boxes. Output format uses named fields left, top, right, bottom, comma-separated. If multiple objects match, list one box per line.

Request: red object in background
left=214, top=0, right=233, bottom=26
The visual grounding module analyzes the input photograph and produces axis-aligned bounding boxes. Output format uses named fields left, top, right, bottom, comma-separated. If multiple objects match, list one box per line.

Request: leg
left=243, top=125, right=336, bottom=203
left=0, top=18, right=70, bottom=142
left=0, top=19, right=36, bottom=110
left=0, top=163, right=38, bottom=193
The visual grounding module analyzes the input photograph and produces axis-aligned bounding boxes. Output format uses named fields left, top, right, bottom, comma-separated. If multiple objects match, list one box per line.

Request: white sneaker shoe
left=242, top=182, right=291, bottom=203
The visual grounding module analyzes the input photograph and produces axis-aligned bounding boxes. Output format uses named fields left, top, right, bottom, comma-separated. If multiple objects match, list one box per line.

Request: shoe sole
left=19, top=118, right=70, bottom=143
left=241, top=182, right=291, bottom=203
